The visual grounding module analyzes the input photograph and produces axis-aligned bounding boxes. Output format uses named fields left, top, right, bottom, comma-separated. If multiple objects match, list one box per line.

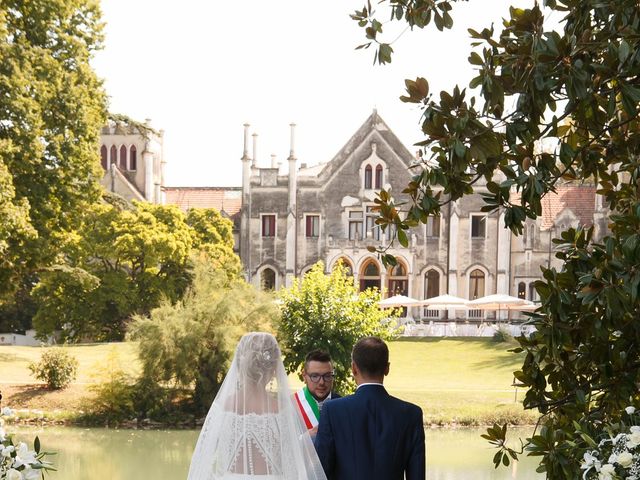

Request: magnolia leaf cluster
left=352, top=0, right=640, bottom=477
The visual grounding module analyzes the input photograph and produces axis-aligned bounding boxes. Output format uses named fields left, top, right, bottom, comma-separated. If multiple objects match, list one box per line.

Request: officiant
left=294, top=350, right=341, bottom=435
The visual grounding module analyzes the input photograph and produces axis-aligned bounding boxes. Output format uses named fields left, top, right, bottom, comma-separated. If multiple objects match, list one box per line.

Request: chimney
left=288, top=123, right=296, bottom=160
left=242, top=123, right=250, bottom=160
left=271, top=154, right=277, bottom=169
left=252, top=133, right=258, bottom=168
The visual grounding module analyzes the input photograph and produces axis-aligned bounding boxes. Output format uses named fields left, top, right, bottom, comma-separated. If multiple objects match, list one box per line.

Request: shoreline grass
left=0, top=337, right=537, bottom=427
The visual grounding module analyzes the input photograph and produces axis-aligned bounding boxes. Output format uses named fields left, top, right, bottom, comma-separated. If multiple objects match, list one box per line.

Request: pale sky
left=92, top=0, right=543, bottom=188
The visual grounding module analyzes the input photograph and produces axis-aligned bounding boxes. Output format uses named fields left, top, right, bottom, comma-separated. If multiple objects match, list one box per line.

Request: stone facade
left=99, top=120, right=165, bottom=204
left=237, top=111, right=605, bottom=321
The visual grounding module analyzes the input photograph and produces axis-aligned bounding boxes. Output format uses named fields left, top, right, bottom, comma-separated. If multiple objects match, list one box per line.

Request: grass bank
left=0, top=338, right=537, bottom=426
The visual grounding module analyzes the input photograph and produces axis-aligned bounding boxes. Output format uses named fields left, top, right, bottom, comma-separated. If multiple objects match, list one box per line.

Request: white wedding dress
left=187, top=333, right=327, bottom=480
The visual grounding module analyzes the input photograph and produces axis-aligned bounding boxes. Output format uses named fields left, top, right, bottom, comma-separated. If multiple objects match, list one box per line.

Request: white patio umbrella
left=378, top=294, right=424, bottom=308
left=419, top=294, right=469, bottom=310
left=466, top=294, right=536, bottom=320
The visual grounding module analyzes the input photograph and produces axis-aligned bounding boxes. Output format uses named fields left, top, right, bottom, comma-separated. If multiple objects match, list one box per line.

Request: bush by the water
left=492, top=326, right=514, bottom=343
left=85, top=349, right=136, bottom=425
left=28, top=348, right=78, bottom=389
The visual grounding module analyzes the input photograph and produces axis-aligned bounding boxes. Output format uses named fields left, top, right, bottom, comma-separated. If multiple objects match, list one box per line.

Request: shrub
left=28, top=348, right=79, bottom=389
left=492, top=326, right=514, bottom=343
left=85, top=348, right=135, bottom=425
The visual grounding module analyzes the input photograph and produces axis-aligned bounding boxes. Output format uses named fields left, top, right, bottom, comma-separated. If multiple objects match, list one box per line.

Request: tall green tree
left=129, top=255, right=279, bottom=414
left=351, top=0, right=640, bottom=476
left=0, top=0, right=107, bottom=328
left=31, top=201, right=194, bottom=341
left=186, top=208, right=242, bottom=280
left=31, top=201, right=244, bottom=342
left=278, top=261, right=399, bottom=394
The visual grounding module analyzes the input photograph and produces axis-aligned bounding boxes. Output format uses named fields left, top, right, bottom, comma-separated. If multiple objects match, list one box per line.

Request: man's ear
left=351, top=361, right=358, bottom=377
left=384, top=362, right=390, bottom=377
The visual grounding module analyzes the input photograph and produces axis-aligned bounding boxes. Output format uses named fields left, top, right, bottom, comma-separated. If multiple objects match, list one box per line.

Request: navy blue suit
left=314, top=384, right=425, bottom=480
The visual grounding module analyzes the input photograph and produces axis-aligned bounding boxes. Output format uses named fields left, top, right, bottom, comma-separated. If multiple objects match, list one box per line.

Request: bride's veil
left=187, top=332, right=327, bottom=480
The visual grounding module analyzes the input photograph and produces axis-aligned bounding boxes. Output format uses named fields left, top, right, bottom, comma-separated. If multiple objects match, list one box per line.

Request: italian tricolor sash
left=294, top=386, right=320, bottom=429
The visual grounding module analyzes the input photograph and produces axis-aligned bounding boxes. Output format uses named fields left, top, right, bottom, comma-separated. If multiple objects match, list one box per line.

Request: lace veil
left=187, top=332, right=327, bottom=480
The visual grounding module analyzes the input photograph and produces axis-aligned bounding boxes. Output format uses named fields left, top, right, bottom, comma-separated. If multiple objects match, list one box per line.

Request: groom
left=314, top=337, right=425, bottom=480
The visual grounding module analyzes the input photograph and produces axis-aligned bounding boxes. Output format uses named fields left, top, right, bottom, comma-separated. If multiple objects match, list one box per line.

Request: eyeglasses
left=307, top=372, right=335, bottom=383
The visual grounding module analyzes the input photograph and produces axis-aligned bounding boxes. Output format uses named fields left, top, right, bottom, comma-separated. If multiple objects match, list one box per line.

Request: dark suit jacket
left=314, top=384, right=425, bottom=480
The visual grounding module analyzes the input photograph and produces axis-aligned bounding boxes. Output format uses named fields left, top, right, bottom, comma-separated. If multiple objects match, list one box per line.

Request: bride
left=187, top=332, right=327, bottom=480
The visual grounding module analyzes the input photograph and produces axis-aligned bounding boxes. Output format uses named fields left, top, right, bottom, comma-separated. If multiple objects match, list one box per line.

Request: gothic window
left=261, top=268, right=276, bottom=291
left=426, top=216, right=440, bottom=238
left=529, top=282, right=536, bottom=301
left=471, top=215, right=486, bottom=238
left=348, top=211, right=363, bottom=240
left=109, top=145, right=117, bottom=167
left=364, top=165, right=372, bottom=189
left=365, top=206, right=380, bottom=240
left=388, top=262, right=408, bottom=298
left=385, top=224, right=396, bottom=241
left=261, top=215, right=276, bottom=237
left=360, top=260, right=381, bottom=292
left=100, top=145, right=108, bottom=170
left=333, top=258, right=353, bottom=276
left=518, top=282, right=526, bottom=299
left=469, top=269, right=485, bottom=318
left=423, top=269, right=440, bottom=318
left=306, top=215, right=319, bottom=237
left=119, top=145, right=127, bottom=170
left=375, top=165, right=383, bottom=189
left=130, top=145, right=137, bottom=170
left=469, top=269, right=485, bottom=300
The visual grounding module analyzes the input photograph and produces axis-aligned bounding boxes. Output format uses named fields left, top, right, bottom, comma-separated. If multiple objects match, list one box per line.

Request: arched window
left=469, top=269, right=485, bottom=318
left=364, top=165, right=372, bottom=189
left=518, top=282, right=526, bottom=299
left=528, top=282, right=536, bottom=301
left=109, top=145, right=117, bottom=167
left=100, top=145, right=108, bottom=170
left=423, top=269, right=440, bottom=319
left=375, top=165, right=383, bottom=189
left=130, top=145, right=137, bottom=170
left=260, top=268, right=276, bottom=291
left=360, top=260, right=380, bottom=292
left=119, top=145, right=127, bottom=170
left=333, top=258, right=353, bottom=276
left=388, top=262, right=408, bottom=297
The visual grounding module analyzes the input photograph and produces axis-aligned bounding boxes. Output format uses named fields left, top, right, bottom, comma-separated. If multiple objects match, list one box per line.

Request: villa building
left=102, top=112, right=605, bottom=321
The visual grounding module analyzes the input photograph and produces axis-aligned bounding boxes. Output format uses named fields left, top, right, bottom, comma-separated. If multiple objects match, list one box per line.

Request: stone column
left=496, top=212, right=511, bottom=320
left=143, top=141, right=154, bottom=202
left=241, top=124, right=252, bottom=281
left=285, top=123, right=297, bottom=287
left=447, top=210, right=459, bottom=318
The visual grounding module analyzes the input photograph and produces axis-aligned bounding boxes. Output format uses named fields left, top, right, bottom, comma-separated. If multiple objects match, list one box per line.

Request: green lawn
left=0, top=337, right=537, bottom=425
left=384, top=338, right=535, bottom=425
left=0, top=342, right=140, bottom=384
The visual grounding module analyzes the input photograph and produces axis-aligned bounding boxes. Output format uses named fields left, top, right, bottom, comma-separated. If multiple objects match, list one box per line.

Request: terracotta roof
left=512, top=183, right=596, bottom=230
left=164, top=187, right=242, bottom=216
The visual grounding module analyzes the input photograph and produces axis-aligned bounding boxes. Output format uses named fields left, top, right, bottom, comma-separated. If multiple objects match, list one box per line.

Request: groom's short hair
left=304, top=349, right=332, bottom=370
left=352, top=337, right=389, bottom=377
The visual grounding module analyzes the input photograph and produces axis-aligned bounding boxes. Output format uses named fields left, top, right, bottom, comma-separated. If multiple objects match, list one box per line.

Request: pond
left=13, top=426, right=543, bottom=479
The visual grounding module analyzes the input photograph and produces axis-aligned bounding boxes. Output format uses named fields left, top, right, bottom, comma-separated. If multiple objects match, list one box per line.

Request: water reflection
left=13, top=426, right=543, bottom=479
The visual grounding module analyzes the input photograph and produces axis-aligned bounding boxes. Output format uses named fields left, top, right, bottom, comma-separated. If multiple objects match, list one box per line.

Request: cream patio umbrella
left=419, top=293, right=469, bottom=321
left=419, top=294, right=469, bottom=310
left=378, top=294, right=424, bottom=308
left=466, top=294, right=536, bottom=321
